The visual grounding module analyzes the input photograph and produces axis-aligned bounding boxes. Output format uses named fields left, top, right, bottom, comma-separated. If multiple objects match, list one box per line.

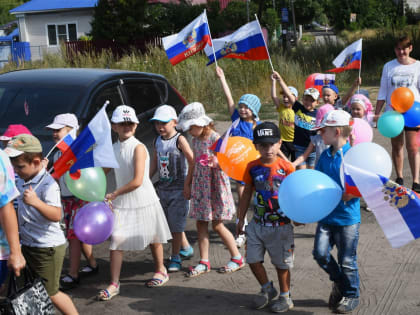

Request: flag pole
left=204, top=9, right=218, bottom=68
left=254, top=14, right=274, bottom=72
left=357, top=38, right=363, bottom=94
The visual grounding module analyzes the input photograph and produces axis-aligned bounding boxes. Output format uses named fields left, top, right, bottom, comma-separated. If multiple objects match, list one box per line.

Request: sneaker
left=168, top=256, right=182, bottom=272
left=334, top=296, right=360, bottom=314
left=79, top=264, right=99, bottom=277
left=60, top=274, right=79, bottom=290
left=253, top=281, right=278, bottom=309
left=328, top=282, right=342, bottom=309
left=235, top=234, right=246, bottom=248
left=396, top=177, right=404, bottom=185
left=179, top=246, right=194, bottom=260
left=412, top=182, right=420, bottom=193
left=270, top=295, right=294, bottom=313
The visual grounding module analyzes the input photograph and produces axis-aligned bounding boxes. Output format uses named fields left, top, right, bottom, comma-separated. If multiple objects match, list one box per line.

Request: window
left=47, top=23, right=77, bottom=46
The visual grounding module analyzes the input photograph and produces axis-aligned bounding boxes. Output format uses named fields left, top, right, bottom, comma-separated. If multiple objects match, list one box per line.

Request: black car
left=0, top=68, right=187, bottom=153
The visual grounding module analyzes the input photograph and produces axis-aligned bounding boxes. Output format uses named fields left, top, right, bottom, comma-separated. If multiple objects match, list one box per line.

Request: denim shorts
left=294, top=144, right=316, bottom=167
left=157, top=189, right=189, bottom=233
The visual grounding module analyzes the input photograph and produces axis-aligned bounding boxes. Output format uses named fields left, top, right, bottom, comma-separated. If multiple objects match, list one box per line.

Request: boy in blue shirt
left=313, top=110, right=361, bottom=314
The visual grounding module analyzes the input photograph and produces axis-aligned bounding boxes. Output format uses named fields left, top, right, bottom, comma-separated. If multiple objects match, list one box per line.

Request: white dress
left=110, top=136, right=172, bottom=250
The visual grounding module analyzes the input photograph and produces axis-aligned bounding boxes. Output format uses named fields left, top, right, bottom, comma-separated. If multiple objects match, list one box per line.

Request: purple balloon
left=73, top=202, right=114, bottom=245
left=403, top=101, right=420, bottom=127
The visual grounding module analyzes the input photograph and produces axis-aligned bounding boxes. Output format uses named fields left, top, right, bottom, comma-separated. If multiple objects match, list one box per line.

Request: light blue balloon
left=377, top=110, right=404, bottom=138
left=278, top=169, right=342, bottom=223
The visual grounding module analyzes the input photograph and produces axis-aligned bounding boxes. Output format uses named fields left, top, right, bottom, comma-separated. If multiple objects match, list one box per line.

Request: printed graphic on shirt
left=295, top=109, right=316, bottom=130
left=159, top=153, right=172, bottom=182
left=391, top=70, right=415, bottom=88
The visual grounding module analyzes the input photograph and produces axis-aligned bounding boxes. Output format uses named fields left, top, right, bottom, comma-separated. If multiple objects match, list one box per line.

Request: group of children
left=0, top=67, right=370, bottom=314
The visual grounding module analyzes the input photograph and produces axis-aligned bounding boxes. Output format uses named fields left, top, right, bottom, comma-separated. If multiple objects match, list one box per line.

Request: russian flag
left=162, top=11, right=211, bottom=66
left=328, top=39, right=362, bottom=73
left=314, top=73, right=335, bottom=88
left=204, top=20, right=269, bottom=65
left=210, top=118, right=240, bottom=153
left=52, top=105, right=119, bottom=179
left=345, top=163, right=420, bottom=248
left=56, top=128, right=77, bottom=153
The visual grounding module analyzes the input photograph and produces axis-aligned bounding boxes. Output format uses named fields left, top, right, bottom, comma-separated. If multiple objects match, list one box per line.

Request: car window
left=88, top=84, right=124, bottom=121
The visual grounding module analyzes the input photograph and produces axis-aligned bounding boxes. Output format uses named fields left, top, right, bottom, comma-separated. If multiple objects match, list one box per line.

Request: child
left=46, top=113, right=98, bottom=290
left=324, top=77, right=362, bottom=110
left=312, top=110, right=361, bottom=314
left=177, top=102, right=244, bottom=277
left=272, top=71, right=318, bottom=170
left=0, top=149, right=25, bottom=295
left=292, top=104, right=333, bottom=168
left=5, top=134, right=78, bottom=314
left=99, top=105, right=172, bottom=300
left=271, top=73, right=297, bottom=161
left=347, top=94, right=373, bottom=121
left=236, top=122, right=295, bottom=312
left=215, top=66, right=262, bottom=247
left=0, top=124, right=32, bottom=148
left=149, top=104, right=194, bottom=272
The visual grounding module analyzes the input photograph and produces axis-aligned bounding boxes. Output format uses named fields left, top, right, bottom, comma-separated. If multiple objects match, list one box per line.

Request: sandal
left=79, top=264, right=99, bottom=277
left=60, top=274, right=80, bottom=290
left=146, top=271, right=169, bottom=288
left=218, top=256, right=245, bottom=273
left=97, top=282, right=120, bottom=301
left=185, top=260, right=211, bottom=278
left=168, top=257, right=182, bottom=272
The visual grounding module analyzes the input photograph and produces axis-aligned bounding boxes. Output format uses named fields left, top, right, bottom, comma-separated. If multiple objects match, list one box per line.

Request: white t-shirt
left=16, top=168, right=66, bottom=248
left=377, top=59, right=420, bottom=111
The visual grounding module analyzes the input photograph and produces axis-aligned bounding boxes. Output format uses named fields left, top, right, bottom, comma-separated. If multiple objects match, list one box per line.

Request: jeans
left=313, top=223, right=360, bottom=298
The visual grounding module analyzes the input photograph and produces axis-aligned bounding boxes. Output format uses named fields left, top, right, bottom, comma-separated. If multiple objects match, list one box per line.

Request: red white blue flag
left=344, top=163, right=420, bottom=248
left=162, top=12, right=211, bottom=66
left=52, top=105, right=119, bottom=179
left=204, top=20, right=269, bottom=65
left=56, top=128, right=77, bottom=154
left=210, top=118, right=240, bottom=153
left=328, top=39, right=362, bottom=73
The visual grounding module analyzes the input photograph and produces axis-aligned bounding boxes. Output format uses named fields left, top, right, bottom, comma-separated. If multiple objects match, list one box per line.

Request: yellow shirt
left=277, top=104, right=295, bottom=142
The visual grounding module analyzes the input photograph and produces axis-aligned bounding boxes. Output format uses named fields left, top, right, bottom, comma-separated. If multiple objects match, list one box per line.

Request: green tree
left=0, top=0, right=28, bottom=26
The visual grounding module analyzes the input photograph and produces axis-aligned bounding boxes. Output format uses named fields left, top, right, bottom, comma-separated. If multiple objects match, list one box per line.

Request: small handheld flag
left=328, top=39, right=362, bottom=73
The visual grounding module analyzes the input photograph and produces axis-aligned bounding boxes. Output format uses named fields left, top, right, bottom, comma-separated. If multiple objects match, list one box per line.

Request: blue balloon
left=377, top=110, right=404, bottom=138
left=278, top=169, right=342, bottom=223
left=403, top=101, right=420, bottom=127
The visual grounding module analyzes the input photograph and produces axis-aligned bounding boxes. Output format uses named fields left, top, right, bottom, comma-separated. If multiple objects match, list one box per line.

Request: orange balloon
left=391, top=87, right=415, bottom=113
left=217, top=137, right=260, bottom=181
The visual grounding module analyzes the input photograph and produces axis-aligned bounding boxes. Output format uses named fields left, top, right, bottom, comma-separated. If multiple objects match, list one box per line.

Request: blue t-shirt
left=315, top=142, right=360, bottom=225
left=230, top=109, right=261, bottom=140
left=292, top=101, right=317, bottom=147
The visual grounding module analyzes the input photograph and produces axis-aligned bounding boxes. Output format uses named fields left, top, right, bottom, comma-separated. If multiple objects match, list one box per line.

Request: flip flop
left=145, top=271, right=169, bottom=288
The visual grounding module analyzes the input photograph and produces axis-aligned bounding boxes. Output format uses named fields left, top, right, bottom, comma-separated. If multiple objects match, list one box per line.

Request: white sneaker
left=235, top=234, right=246, bottom=248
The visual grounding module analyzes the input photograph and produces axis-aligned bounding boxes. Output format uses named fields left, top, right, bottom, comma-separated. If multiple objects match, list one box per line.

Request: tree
left=0, top=0, right=28, bottom=26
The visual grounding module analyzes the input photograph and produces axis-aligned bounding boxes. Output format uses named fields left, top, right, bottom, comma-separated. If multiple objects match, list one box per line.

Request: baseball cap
left=314, top=109, right=352, bottom=130
left=46, top=113, right=79, bottom=130
left=150, top=105, right=177, bottom=122
left=253, top=122, right=280, bottom=144
left=0, top=124, right=32, bottom=141
left=111, top=105, right=139, bottom=124
left=303, top=87, right=320, bottom=101
left=322, top=84, right=339, bottom=95
left=4, top=134, right=42, bottom=158
left=288, top=86, right=299, bottom=98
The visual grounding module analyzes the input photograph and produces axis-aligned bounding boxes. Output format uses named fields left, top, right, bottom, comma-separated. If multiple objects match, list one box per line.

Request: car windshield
left=0, top=84, right=82, bottom=136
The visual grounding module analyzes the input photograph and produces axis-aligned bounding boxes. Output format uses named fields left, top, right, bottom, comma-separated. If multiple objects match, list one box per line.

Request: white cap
left=177, top=102, right=213, bottom=132
left=46, top=113, right=79, bottom=130
left=303, top=87, right=320, bottom=101
left=111, top=105, right=139, bottom=124
left=150, top=105, right=177, bottom=122
left=315, top=109, right=352, bottom=129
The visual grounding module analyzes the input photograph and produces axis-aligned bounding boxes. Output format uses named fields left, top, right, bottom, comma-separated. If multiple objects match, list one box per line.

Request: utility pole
left=290, top=0, right=297, bottom=43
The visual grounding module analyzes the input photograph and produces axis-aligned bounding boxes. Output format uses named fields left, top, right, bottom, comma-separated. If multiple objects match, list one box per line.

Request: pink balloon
left=351, top=118, right=373, bottom=145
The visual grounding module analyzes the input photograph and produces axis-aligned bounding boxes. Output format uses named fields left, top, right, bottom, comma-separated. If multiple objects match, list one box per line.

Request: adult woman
left=375, top=36, right=420, bottom=192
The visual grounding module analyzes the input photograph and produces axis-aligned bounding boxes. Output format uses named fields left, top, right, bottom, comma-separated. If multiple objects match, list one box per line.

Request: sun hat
left=0, top=124, right=32, bottom=141
left=288, top=86, right=299, bottom=98
left=253, top=122, right=280, bottom=144
left=4, top=134, right=42, bottom=158
left=322, top=84, right=339, bottom=95
left=46, top=113, right=79, bottom=130
left=348, top=94, right=373, bottom=113
left=150, top=105, right=177, bottom=122
left=314, top=109, right=352, bottom=130
left=303, top=87, right=320, bottom=101
left=111, top=105, right=139, bottom=124
left=177, top=102, right=213, bottom=132
left=238, top=94, right=261, bottom=119
left=314, top=104, right=334, bottom=128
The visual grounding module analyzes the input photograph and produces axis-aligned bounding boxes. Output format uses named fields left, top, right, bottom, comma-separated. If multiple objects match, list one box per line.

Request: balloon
left=377, top=111, right=404, bottom=138
left=73, top=202, right=114, bottom=245
left=217, top=137, right=260, bottom=181
left=403, top=101, right=420, bottom=127
left=64, top=167, right=106, bottom=202
left=278, top=169, right=342, bottom=223
left=304, top=73, right=323, bottom=94
left=391, top=87, right=415, bottom=113
left=351, top=118, right=373, bottom=145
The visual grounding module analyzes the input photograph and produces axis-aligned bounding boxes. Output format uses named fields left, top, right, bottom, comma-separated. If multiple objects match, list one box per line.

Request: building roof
left=10, top=0, right=98, bottom=14
left=0, top=28, right=19, bottom=42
